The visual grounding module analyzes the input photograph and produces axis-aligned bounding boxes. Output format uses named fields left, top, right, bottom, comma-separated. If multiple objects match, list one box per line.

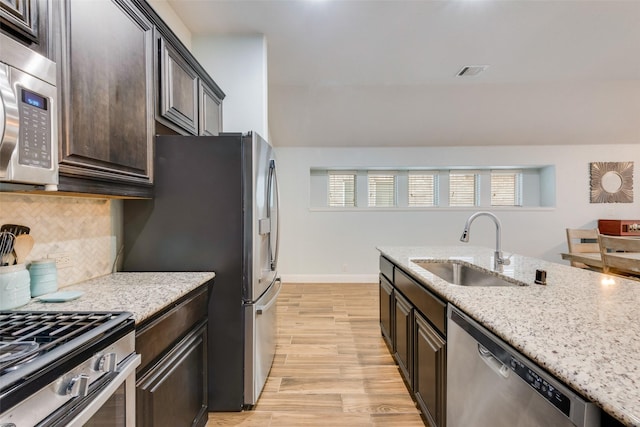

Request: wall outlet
left=48, top=252, right=73, bottom=269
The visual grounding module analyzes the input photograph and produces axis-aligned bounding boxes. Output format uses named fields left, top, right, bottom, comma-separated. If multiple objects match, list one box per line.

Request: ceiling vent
left=456, top=65, right=489, bottom=77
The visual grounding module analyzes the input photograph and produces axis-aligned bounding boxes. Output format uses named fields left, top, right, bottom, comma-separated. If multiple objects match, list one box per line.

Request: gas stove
left=0, top=311, right=139, bottom=426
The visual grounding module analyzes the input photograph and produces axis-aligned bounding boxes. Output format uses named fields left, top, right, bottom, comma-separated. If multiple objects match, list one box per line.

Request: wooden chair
left=597, top=234, right=640, bottom=277
left=565, top=228, right=600, bottom=269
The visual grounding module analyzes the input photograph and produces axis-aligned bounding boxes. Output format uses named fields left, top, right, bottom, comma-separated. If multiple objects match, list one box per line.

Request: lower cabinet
left=137, top=321, right=208, bottom=427
left=379, top=256, right=447, bottom=427
left=135, top=283, right=210, bottom=427
left=379, top=274, right=393, bottom=350
left=414, top=312, right=447, bottom=427
left=394, top=291, right=413, bottom=387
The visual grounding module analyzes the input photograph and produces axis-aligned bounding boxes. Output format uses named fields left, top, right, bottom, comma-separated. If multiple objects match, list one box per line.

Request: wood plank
left=206, top=283, right=423, bottom=426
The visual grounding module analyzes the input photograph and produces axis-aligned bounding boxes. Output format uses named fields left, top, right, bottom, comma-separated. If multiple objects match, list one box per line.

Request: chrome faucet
left=460, top=211, right=510, bottom=271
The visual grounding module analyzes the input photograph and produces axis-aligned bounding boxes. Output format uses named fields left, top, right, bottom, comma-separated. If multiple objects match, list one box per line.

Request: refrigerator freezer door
left=243, top=278, right=281, bottom=406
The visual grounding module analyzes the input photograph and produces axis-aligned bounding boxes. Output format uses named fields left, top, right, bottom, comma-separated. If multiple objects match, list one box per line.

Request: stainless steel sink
left=413, top=260, right=525, bottom=287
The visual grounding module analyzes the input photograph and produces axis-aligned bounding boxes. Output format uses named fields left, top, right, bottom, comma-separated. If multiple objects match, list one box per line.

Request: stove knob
left=64, top=374, right=89, bottom=397
left=95, top=352, right=117, bottom=373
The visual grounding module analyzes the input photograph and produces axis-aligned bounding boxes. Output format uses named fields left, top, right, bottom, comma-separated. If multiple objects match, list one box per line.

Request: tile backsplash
left=0, top=193, right=121, bottom=287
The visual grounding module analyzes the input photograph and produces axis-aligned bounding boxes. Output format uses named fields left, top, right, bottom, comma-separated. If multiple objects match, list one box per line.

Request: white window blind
left=368, top=173, right=396, bottom=207
left=408, top=173, right=438, bottom=207
left=491, top=171, right=523, bottom=206
left=449, top=172, right=478, bottom=206
left=328, top=172, right=356, bottom=207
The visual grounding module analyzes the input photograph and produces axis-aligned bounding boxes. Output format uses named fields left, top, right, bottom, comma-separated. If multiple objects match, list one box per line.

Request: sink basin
left=413, top=260, right=525, bottom=287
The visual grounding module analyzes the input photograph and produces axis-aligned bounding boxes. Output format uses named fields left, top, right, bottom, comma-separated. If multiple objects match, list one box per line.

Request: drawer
left=395, top=268, right=446, bottom=336
left=136, top=284, right=209, bottom=373
left=379, top=256, right=395, bottom=283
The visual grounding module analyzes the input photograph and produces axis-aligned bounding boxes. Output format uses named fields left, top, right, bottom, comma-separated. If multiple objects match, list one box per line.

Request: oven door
left=39, top=353, right=140, bottom=427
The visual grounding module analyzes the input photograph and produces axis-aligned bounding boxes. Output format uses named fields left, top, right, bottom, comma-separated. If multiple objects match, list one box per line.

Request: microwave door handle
left=0, top=64, right=20, bottom=175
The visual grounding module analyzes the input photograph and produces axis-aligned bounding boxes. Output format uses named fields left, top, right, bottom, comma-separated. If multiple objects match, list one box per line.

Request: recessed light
left=456, top=65, right=489, bottom=77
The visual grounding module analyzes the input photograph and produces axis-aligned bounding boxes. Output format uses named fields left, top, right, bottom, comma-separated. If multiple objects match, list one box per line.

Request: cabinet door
left=158, top=36, right=199, bottom=135
left=57, top=0, right=154, bottom=189
left=394, top=291, right=412, bottom=388
left=199, top=81, right=222, bottom=136
left=1, top=0, right=49, bottom=56
left=137, top=320, right=208, bottom=427
left=379, top=274, right=393, bottom=350
left=414, top=312, right=446, bottom=427
left=0, top=0, right=37, bottom=41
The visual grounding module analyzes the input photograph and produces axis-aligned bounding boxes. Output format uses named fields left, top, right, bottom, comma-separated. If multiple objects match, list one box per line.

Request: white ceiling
left=166, top=0, right=640, bottom=148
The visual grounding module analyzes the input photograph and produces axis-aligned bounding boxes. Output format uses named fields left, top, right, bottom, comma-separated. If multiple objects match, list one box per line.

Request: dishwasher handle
left=478, top=344, right=510, bottom=379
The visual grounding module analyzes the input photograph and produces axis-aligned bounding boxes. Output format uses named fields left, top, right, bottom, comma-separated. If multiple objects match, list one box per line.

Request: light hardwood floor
left=206, top=283, right=425, bottom=426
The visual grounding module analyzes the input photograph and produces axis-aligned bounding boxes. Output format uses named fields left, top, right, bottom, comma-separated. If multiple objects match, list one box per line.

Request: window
left=491, top=171, right=523, bottom=206
left=449, top=172, right=478, bottom=206
left=311, top=166, right=552, bottom=209
left=368, top=173, right=396, bottom=207
left=408, top=172, right=438, bottom=207
left=328, top=172, right=356, bottom=207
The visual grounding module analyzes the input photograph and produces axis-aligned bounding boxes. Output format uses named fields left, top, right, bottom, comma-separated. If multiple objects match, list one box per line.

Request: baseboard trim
left=279, top=274, right=378, bottom=284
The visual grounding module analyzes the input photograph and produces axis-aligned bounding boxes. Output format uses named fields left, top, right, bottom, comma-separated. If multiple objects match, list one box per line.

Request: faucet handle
left=501, top=253, right=512, bottom=266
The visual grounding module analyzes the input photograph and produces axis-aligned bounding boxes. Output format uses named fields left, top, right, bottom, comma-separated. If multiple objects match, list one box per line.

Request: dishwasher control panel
left=509, top=357, right=570, bottom=416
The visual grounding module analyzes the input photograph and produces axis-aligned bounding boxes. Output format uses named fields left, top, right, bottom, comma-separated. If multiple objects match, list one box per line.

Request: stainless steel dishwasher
left=447, top=306, right=601, bottom=427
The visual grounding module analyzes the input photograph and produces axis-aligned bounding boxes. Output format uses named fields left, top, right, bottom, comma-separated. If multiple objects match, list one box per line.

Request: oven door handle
left=65, top=353, right=141, bottom=427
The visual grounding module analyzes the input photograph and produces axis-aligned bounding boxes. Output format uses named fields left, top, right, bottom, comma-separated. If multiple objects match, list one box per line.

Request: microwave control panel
left=18, top=88, right=52, bottom=169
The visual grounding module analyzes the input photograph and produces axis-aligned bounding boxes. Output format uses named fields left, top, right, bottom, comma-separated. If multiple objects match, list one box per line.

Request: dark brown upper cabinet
left=1, top=0, right=37, bottom=41
left=156, top=35, right=224, bottom=137
left=157, top=36, right=199, bottom=135
left=1, top=0, right=49, bottom=56
left=199, top=80, right=222, bottom=136
left=55, top=0, right=154, bottom=196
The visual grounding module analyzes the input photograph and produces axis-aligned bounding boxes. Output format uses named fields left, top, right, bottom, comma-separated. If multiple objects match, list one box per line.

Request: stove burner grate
left=0, top=311, right=131, bottom=373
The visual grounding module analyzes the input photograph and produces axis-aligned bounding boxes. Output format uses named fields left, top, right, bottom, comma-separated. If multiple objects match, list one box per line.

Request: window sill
left=309, top=206, right=556, bottom=213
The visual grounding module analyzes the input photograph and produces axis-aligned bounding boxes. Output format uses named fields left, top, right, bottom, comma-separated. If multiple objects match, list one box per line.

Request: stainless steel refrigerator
left=122, top=132, right=280, bottom=411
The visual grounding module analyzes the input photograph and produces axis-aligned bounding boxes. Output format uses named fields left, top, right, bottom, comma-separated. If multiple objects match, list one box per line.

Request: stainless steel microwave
left=0, top=32, right=58, bottom=190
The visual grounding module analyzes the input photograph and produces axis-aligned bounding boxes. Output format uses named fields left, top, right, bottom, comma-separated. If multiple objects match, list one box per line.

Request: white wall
left=146, top=0, right=192, bottom=49
left=192, top=35, right=269, bottom=139
left=275, top=144, right=640, bottom=283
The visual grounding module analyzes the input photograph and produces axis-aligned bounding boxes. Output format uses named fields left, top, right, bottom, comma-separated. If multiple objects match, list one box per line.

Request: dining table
left=560, top=252, right=603, bottom=269
left=561, top=251, right=640, bottom=278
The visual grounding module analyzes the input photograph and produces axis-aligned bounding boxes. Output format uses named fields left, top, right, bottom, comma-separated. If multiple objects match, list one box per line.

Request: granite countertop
left=378, top=245, right=640, bottom=427
left=18, top=272, right=216, bottom=324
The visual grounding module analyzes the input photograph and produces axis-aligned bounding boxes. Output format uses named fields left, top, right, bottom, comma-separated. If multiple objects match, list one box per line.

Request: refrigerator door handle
left=256, top=278, right=281, bottom=314
left=267, top=159, right=280, bottom=271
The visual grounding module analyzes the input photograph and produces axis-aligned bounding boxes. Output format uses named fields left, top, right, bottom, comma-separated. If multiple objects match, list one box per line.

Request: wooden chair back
left=598, top=233, right=640, bottom=276
left=565, top=228, right=600, bottom=268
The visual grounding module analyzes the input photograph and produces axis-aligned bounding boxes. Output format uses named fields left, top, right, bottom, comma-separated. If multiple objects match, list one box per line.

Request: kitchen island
left=378, top=246, right=639, bottom=427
